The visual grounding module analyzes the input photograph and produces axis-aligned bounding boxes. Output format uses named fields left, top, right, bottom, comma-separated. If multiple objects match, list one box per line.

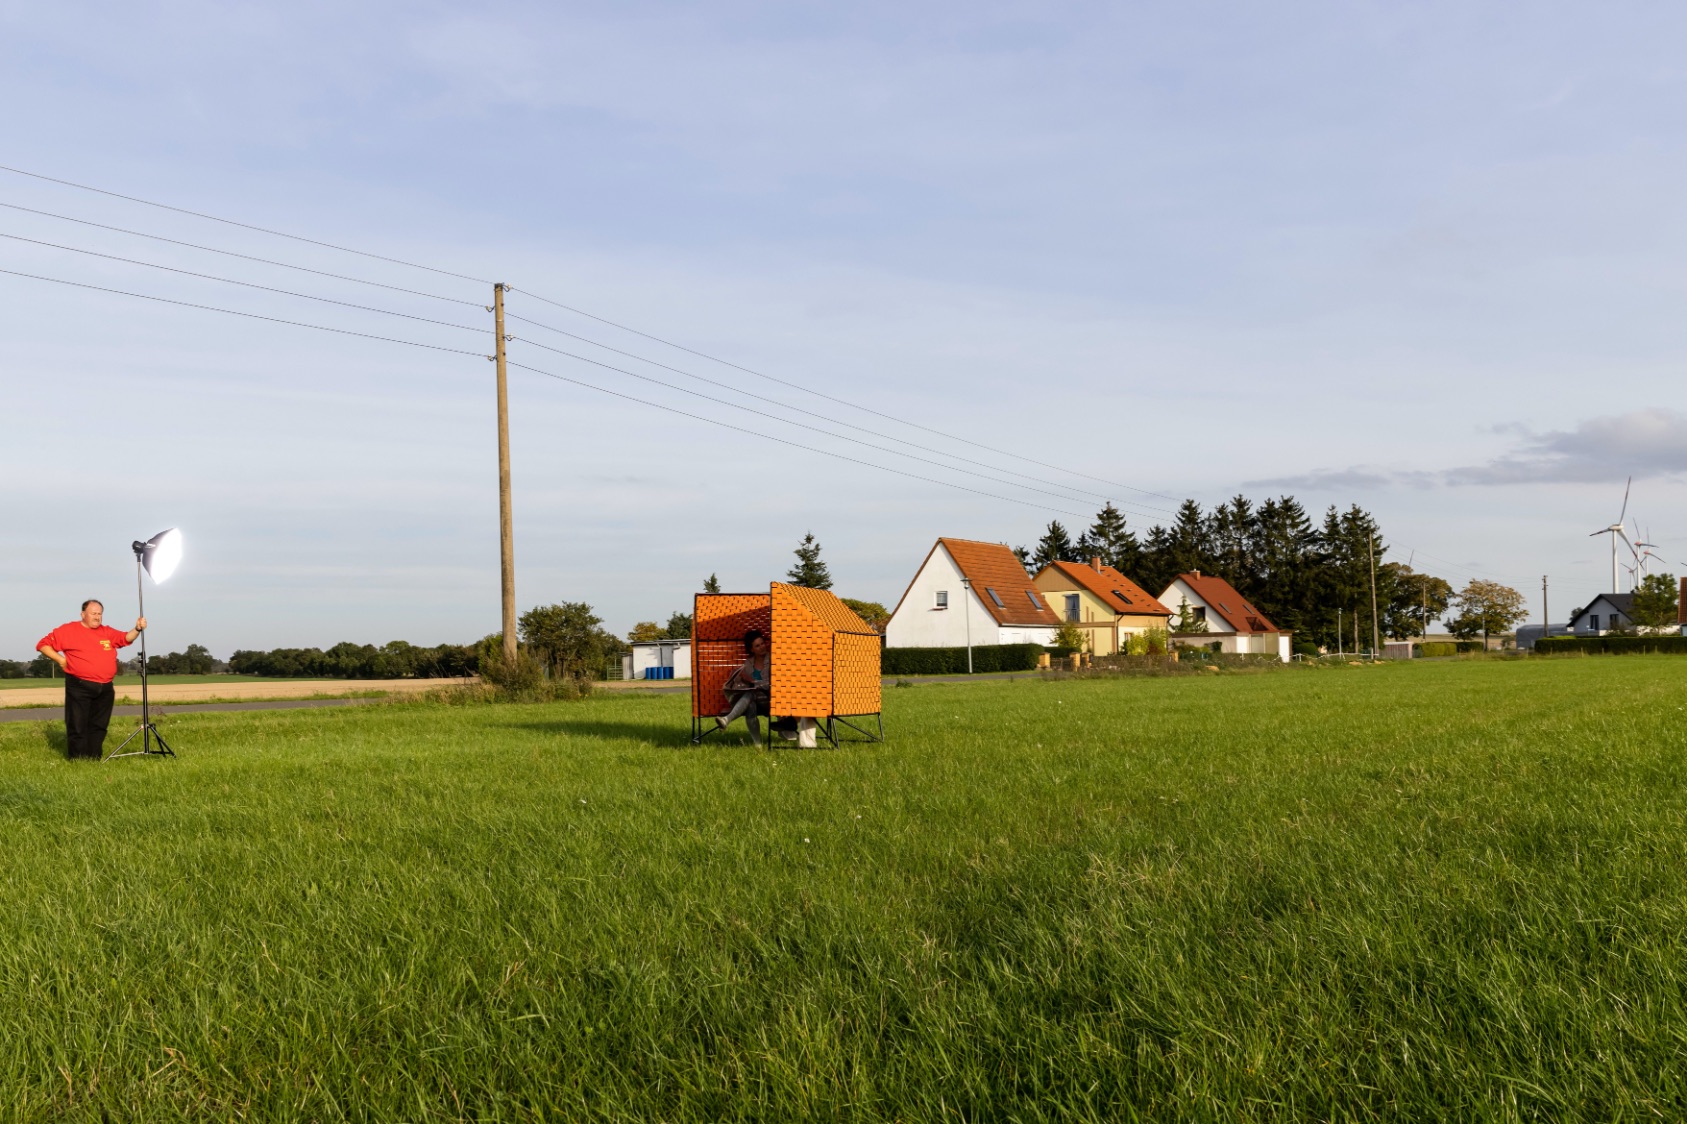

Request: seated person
left=717, top=629, right=770, bottom=739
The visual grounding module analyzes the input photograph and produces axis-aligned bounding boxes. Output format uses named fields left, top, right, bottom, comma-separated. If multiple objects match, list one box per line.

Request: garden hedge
left=881, top=643, right=1043, bottom=676
left=1535, top=635, right=1687, bottom=655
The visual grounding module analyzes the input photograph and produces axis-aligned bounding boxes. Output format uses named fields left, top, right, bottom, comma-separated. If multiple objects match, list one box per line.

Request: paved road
left=0, top=671, right=1047, bottom=724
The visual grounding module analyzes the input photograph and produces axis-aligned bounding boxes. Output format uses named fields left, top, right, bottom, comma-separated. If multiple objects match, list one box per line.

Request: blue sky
left=4, top=1, right=1684, bottom=656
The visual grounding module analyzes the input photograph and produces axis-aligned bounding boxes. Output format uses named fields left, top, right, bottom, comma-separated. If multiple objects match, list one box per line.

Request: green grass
left=0, top=674, right=337, bottom=691
left=1, top=657, right=1684, bottom=1120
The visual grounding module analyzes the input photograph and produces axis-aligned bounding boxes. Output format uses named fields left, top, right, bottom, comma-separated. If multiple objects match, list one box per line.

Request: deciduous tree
left=1447, top=580, right=1528, bottom=646
left=1629, top=574, right=1680, bottom=632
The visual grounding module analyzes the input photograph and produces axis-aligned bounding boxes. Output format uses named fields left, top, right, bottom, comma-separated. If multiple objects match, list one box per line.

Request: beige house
left=1032, top=558, right=1173, bottom=655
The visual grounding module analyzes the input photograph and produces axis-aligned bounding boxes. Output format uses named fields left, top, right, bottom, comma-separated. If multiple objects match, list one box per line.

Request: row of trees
left=1018, top=498, right=1532, bottom=651
left=229, top=641, right=480, bottom=679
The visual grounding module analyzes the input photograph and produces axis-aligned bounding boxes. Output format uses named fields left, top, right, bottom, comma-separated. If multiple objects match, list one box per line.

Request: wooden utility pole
left=494, top=283, right=517, bottom=665
left=1368, top=536, right=1380, bottom=657
left=1541, top=575, right=1549, bottom=644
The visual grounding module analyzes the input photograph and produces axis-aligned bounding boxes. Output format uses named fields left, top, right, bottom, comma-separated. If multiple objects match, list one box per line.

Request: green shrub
left=1419, top=641, right=1485, bottom=657
left=1536, top=635, right=1687, bottom=656
left=881, top=643, right=1043, bottom=675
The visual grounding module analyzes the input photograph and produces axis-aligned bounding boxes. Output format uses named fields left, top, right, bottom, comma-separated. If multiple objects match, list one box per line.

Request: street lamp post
left=960, top=577, right=974, bottom=675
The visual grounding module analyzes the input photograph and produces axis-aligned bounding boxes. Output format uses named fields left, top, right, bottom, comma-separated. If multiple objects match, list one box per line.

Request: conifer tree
left=1032, top=521, right=1077, bottom=569
left=702, top=573, right=721, bottom=594
left=787, top=532, right=833, bottom=589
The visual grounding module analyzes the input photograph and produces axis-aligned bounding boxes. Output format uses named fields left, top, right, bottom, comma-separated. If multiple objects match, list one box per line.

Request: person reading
left=37, top=599, right=145, bottom=761
left=717, top=629, right=770, bottom=739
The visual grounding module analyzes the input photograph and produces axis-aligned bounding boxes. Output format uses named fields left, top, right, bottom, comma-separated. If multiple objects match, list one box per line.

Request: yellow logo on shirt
left=100, top=640, right=111, bottom=650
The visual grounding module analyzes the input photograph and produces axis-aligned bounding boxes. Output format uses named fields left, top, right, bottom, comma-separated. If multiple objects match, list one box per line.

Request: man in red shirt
left=37, top=600, right=146, bottom=760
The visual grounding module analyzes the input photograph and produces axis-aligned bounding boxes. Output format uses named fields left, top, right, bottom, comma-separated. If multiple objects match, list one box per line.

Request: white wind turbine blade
left=1617, top=475, right=1632, bottom=527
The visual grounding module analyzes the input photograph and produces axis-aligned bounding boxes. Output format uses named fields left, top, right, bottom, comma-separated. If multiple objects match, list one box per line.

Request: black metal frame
left=105, top=539, right=176, bottom=763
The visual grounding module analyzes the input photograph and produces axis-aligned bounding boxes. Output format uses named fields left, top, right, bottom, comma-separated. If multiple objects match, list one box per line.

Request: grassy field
left=0, top=657, right=1683, bottom=1120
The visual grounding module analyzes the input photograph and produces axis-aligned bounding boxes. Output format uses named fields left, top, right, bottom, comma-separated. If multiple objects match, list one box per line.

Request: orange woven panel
left=770, top=585, right=832, bottom=717
left=694, top=594, right=771, bottom=641
left=774, top=583, right=878, bottom=636
left=692, top=595, right=771, bottom=717
left=831, top=632, right=882, bottom=716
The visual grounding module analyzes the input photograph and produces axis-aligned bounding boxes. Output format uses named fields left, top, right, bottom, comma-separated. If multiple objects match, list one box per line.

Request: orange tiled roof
left=1039, top=560, right=1172, bottom=618
left=891, top=538, right=1060, bottom=627
left=1175, top=572, right=1280, bottom=634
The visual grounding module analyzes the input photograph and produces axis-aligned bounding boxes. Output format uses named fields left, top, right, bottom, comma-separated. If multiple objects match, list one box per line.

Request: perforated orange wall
left=691, top=594, right=771, bottom=717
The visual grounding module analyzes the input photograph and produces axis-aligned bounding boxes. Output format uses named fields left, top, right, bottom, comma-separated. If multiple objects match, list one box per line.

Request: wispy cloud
left=1254, top=408, right=1687, bottom=489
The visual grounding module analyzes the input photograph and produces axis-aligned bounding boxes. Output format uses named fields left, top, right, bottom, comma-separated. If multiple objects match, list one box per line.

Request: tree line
left=1017, top=497, right=1530, bottom=651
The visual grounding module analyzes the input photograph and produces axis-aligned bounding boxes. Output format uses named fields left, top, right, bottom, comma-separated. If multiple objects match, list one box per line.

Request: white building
left=621, top=639, right=691, bottom=680
left=885, top=538, right=1061, bottom=648
left=1157, top=571, right=1292, bottom=662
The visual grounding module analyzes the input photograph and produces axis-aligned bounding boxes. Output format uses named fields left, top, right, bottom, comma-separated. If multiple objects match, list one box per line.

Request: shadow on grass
left=499, top=718, right=728, bottom=748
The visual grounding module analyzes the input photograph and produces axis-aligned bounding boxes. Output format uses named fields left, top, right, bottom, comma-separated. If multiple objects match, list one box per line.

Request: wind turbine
left=1588, top=476, right=1636, bottom=594
left=1633, top=526, right=1668, bottom=584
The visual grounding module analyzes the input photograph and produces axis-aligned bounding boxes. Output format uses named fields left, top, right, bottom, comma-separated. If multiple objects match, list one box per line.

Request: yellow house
left=1032, top=558, right=1173, bottom=655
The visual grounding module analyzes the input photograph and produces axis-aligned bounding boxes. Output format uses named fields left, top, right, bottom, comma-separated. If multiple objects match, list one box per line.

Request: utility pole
left=1337, top=607, right=1343, bottom=657
left=493, top=282, right=517, bottom=665
left=1368, top=535, right=1380, bottom=658
left=1542, top=575, right=1549, bottom=645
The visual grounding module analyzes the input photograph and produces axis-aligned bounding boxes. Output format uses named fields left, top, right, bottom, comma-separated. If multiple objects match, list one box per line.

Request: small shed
left=691, top=582, right=884, bottom=746
left=623, top=639, right=691, bottom=680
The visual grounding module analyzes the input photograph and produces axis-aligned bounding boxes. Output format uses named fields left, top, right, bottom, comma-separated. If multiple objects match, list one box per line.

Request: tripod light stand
left=106, top=528, right=183, bottom=762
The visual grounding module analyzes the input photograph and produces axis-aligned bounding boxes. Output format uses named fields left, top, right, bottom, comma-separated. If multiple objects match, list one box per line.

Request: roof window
left=986, top=587, right=1006, bottom=609
left=1112, top=589, right=1133, bottom=605
left=1026, top=590, right=1044, bottom=609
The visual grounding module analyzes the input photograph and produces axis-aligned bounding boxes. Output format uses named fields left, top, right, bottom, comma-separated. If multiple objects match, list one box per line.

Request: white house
left=1157, top=570, right=1292, bottom=662
left=885, top=538, right=1061, bottom=648
left=1567, top=593, right=1635, bottom=636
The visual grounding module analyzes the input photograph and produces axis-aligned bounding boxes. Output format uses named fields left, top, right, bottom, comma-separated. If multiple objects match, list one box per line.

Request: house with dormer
left=885, top=538, right=1061, bottom=649
left=1157, top=571, right=1292, bottom=661
left=1032, top=557, right=1172, bottom=655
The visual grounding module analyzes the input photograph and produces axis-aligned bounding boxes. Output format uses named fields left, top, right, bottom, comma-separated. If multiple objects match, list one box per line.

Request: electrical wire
left=510, top=334, right=1148, bottom=515
left=510, top=286, right=1186, bottom=505
left=0, top=231, right=484, bottom=334
left=507, top=308, right=1178, bottom=516
left=0, top=201, right=482, bottom=306
left=0, top=162, right=1177, bottom=508
left=0, top=267, right=487, bottom=358
left=0, top=163, right=489, bottom=284
left=507, top=360, right=1088, bottom=518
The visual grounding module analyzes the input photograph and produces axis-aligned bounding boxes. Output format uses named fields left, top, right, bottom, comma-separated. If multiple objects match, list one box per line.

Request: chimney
left=1193, top=569, right=1201, bottom=580
left=1091, top=556, right=1101, bottom=572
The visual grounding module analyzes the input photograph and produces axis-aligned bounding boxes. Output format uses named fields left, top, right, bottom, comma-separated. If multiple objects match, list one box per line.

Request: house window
left=986, top=587, right=1006, bottom=609
left=1065, top=594, right=1081, bottom=622
left=935, top=590, right=948, bottom=610
left=1194, top=606, right=1207, bottom=622
left=1589, top=614, right=1598, bottom=631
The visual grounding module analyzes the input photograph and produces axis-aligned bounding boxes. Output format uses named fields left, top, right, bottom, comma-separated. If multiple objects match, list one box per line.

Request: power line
left=507, top=360, right=1089, bottom=519
left=506, top=309, right=1176, bottom=516
left=0, top=231, right=485, bottom=334
left=510, top=286, right=1186, bottom=506
left=0, top=162, right=1178, bottom=509
left=0, top=201, right=482, bottom=306
left=510, top=334, right=1143, bottom=515
left=0, top=267, right=487, bottom=358
left=0, top=163, right=489, bottom=285
left=0, top=263, right=1084, bottom=518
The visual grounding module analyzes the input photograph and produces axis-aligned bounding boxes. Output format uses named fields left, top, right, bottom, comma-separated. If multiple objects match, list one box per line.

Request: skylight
left=1026, top=590, right=1043, bottom=609
left=986, top=587, right=1006, bottom=609
left=1112, top=589, right=1133, bottom=605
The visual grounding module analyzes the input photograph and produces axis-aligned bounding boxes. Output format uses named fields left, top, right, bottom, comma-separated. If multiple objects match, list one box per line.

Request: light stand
left=106, top=529, right=182, bottom=762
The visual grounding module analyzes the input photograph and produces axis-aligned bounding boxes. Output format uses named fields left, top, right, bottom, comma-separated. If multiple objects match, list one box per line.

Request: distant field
left=1, top=657, right=1684, bottom=1119
left=0, top=674, right=331, bottom=690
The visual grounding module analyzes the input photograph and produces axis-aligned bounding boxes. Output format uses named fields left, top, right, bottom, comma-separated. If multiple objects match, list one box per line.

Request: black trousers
left=64, top=674, right=115, bottom=760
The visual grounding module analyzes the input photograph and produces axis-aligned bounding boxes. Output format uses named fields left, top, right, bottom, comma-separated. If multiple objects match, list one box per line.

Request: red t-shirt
left=37, top=622, right=133, bottom=683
